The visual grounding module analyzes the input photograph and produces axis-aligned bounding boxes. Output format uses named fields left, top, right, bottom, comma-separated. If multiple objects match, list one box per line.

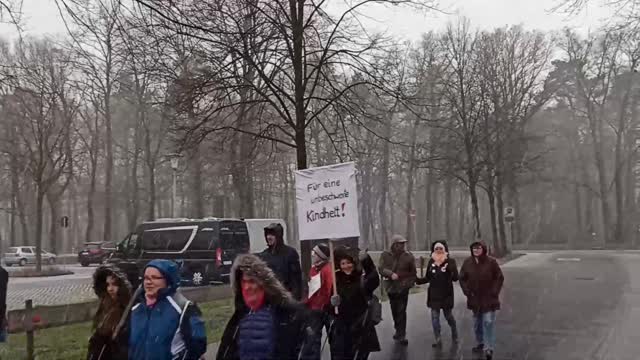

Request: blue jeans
left=430, top=308, right=457, bottom=339
left=473, top=311, right=496, bottom=351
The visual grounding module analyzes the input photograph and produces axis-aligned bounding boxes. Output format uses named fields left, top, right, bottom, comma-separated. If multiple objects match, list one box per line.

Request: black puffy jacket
left=416, top=241, right=459, bottom=310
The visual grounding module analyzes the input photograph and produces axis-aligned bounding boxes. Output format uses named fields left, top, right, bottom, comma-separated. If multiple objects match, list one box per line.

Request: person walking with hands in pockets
left=378, top=235, right=416, bottom=345
left=416, top=240, right=459, bottom=348
left=459, top=241, right=504, bottom=360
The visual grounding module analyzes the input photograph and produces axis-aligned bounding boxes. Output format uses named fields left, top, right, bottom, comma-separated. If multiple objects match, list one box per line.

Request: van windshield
left=142, top=226, right=196, bottom=251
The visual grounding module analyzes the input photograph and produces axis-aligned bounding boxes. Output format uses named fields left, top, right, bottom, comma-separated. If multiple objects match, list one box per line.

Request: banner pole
left=329, top=239, right=339, bottom=315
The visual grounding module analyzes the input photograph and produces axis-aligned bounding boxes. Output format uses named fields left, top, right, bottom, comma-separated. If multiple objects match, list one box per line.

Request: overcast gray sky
left=0, top=0, right=612, bottom=40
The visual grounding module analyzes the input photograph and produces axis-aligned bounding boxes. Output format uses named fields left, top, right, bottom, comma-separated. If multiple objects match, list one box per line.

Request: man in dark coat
left=378, top=234, right=416, bottom=345
left=459, top=241, right=504, bottom=360
left=217, top=254, right=310, bottom=360
left=259, top=223, right=303, bottom=300
left=416, top=240, right=459, bottom=348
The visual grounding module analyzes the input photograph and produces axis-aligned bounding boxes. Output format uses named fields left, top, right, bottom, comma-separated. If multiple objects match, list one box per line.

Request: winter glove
left=330, top=295, right=341, bottom=307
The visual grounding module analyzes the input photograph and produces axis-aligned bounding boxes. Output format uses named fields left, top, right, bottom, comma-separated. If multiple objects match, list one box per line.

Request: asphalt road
left=7, top=264, right=97, bottom=310
left=368, top=251, right=640, bottom=360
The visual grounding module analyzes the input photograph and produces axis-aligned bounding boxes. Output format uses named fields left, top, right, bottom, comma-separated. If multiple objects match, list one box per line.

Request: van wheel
left=19, top=259, right=26, bottom=267
left=191, top=271, right=208, bottom=287
left=48, top=258, right=56, bottom=265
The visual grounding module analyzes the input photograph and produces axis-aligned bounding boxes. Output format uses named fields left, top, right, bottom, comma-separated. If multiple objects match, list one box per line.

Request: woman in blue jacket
left=129, top=259, right=207, bottom=360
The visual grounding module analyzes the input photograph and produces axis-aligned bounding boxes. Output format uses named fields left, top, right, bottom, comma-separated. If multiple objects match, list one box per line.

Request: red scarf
left=242, top=279, right=266, bottom=311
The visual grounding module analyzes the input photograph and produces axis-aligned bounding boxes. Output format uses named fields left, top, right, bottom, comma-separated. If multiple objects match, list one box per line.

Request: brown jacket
left=378, top=249, right=416, bottom=294
left=459, top=241, right=504, bottom=313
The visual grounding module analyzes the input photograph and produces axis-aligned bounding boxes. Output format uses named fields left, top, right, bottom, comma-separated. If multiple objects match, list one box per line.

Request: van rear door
left=218, top=221, right=250, bottom=266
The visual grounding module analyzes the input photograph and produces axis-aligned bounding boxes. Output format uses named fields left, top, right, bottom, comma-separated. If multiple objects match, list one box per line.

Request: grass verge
left=0, top=298, right=234, bottom=360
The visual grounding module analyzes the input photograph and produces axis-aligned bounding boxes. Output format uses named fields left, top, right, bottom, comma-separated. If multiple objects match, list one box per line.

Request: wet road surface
left=369, top=251, right=640, bottom=360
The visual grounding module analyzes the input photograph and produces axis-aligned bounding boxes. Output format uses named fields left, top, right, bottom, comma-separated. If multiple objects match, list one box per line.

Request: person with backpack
left=416, top=240, right=459, bottom=348
left=129, top=259, right=207, bottom=360
left=330, top=247, right=381, bottom=360
left=87, top=265, right=132, bottom=360
left=217, top=254, right=310, bottom=360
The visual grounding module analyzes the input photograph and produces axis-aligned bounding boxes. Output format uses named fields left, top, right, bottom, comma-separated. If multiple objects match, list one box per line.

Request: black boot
left=485, top=349, right=494, bottom=360
left=472, top=344, right=484, bottom=353
left=432, top=337, right=442, bottom=348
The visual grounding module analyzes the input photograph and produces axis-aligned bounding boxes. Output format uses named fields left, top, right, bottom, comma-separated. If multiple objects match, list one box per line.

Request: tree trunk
left=625, top=95, right=639, bottom=245
left=424, top=169, right=434, bottom=249
left=587, top=109, right=612, bottom=244
left=46, top=190, right=60, bottom=254
left=572, top=167, right=583, bottom=248
left=391, top=188, right=398, bottom=238
left=145, top=127, right=156, bottom=220
left=485, top=172, right=499, bottom=255
left=103, top=103, right=114, bottom=242
left=35, top=188, right=45, bottom=272
left=468, top=172, right=482, bottom=239
left=581, top=162, right=594, bottom=236
left=9, top=151, right=18, bottom=247
left=290, top=0, right=307, bottom=171
left=495, top=172, right=508, bottom=254
left=18, top=184, right=29, bottom=245
left=129, top=121, right=141, bottom=230
left=444, top=178, right=453, bottom=242
left=458, top=187, right=468, bottom=245
left=405, top=115, right=419, bottom=246
left=86, top=142, right=98, bottom=243
left=190, top=143, right=205, bottom=218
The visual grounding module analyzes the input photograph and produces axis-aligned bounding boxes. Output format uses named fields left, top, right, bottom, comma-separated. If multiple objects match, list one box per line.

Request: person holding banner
left=330, top=246, right=380, bottom=360
left=378, top=235, right=417, bottom=345
left=301, top=243, right=335, bottom=359
left=259, top=223, right=303, bottom=300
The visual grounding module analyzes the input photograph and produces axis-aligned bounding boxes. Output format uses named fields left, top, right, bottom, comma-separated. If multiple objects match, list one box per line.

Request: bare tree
left=128, top=0, right=438, bottom=171
left=5, top=39, right=74, bottom=270
left=56, top=0, right=124, bottom=242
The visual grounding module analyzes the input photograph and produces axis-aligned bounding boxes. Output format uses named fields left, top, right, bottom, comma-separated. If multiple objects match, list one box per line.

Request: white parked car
left=4, top=246, right=57, bottom=266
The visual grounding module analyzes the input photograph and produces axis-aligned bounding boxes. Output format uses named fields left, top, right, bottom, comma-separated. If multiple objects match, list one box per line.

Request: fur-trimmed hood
left=93, top=264, right=132, bottom=304
left=230, top=254, right=295, bottom=308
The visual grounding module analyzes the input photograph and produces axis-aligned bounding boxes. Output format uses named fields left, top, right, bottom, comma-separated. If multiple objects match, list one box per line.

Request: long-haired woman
left=87, top=265, right=132, bottom=360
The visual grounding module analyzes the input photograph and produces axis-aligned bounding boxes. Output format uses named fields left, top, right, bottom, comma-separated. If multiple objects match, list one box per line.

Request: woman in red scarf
left=217, top=254, right=310, bottom=360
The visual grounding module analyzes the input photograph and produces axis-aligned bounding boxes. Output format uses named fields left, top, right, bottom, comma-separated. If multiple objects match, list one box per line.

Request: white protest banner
left=295, top=162, right=360, bottom=241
